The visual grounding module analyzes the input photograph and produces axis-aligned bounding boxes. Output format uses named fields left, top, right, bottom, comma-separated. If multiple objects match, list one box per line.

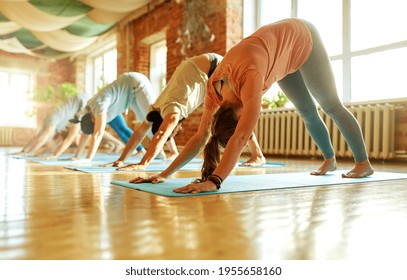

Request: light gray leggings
left=277, top=20, right=368, bottom=162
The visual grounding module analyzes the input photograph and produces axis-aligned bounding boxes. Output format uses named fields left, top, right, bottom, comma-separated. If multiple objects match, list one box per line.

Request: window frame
left=244, top=0, right=407, bottom=103
left=85, top=40, right=117, bottom=95
left=0, top=68, right=35, bottom=127
left=149, top=40, right=168, bottom=96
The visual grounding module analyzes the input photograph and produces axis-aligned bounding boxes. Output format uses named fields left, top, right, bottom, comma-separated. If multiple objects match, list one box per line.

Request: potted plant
left=273, top=91, right=289, bottom=107
left=32, top=82, right=79, bottom=125
left=261, top=96, right=275, bottom=109
left=33, top=82, right=79, bottom=106
left=262, top=91, right=289, bottom=109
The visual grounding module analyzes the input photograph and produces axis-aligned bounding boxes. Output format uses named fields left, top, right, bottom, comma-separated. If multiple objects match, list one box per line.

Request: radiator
left=255, top=103, right=395, bottom=159
left=0, top=127, right=13, bottom=146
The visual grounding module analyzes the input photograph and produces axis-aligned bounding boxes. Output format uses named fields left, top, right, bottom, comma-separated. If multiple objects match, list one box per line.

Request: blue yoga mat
left=12, top=153, right=123, bottom=164
left=110, top=171, right=407, bottom=197
left=31, top=154, right=120, bottom=166
left=29, top=153, right=162, bottom=166
left=35, top=155, right=157, bottom=166
left=12, top=154, right=48, bottom=160
left=64, top=160, right=283, bottom=173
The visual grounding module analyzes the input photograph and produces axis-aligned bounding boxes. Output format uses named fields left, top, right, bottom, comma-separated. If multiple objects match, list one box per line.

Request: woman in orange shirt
left=130, top=18, right=374, bottom=194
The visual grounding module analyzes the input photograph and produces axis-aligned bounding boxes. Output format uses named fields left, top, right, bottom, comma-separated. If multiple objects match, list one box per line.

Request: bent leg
left=240, top=134, right=266, bottom=166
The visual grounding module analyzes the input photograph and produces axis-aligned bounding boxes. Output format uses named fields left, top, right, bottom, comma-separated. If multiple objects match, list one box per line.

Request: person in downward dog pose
left=129, top=18, right=374, bottom=194
left=102, top=53, right=267, bottom=171
left=15, top=92, right=91, bottom=157
left=71, top=72, right=176, bottom=161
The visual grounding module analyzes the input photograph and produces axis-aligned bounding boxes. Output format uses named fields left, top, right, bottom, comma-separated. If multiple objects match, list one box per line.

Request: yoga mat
left=12, top=152, right=163, bottom=164
left=30, top=154, right=120, bottom=165
left=12, top=154, right=45, bottom=160
left=111, top=170, right=407, bottom=197
left=64, top=160, right=283, bottom=173
left=29, top=153, right=165, bottom=166
left=12, top=153, right=92, bottom=161
left=34, top=155, right=147, bottom=166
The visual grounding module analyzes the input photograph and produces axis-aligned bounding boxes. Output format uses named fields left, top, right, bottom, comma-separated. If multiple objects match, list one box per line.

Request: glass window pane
left=92, top=48, right=117, bottom=93
left=10, top=74, right=29, bottom=98
left=103, top=49, right=117, bottom=85
left=0, top=72, right=34, bottom=127
left=93, top=56, right=103, bottom=92
left=0, top=72, right=8, bottom=96
left=150, top=40, right=167, bottom=96
left=297, top=0, right=342, bottom=56
left=351, top=0, right=407, bottom=51
left=259, top=0, right=291, bottom=25
left=351, top=48, right=407, bottom=102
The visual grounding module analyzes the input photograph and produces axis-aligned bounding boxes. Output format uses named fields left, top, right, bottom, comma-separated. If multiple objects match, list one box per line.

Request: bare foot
left=240, top=155, right=267, bottom=167
left=342, top=160, right=374, bottom=178
left=311, top=157, right=337, bottom=175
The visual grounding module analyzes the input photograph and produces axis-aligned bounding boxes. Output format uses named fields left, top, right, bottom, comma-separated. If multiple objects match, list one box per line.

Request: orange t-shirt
left=205, top=18, right=313, bottom=109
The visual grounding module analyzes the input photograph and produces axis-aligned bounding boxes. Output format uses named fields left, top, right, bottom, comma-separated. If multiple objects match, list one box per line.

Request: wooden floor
left=1, top=146, right=407, bottom=260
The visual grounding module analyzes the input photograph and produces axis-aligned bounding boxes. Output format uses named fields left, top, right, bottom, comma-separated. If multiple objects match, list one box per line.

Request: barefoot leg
left=342, top=160, right=374, bottom=178
left=310, top=157, right=337, bottom=175
left=241, top=135, right=267, bottom=166
left=240, top=155, right=267, bottom=167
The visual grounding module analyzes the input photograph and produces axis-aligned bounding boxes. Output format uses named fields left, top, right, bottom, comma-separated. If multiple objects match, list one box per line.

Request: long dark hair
left=200, top=106, right=238, bottom=181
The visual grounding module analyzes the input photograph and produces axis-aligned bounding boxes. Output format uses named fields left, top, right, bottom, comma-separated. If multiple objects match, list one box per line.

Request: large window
left=87, top=42, right=117, bottom=95
left=0, top=70, right=35, bottom=127
left=150, top=40, right=167, bottom=96
left=93, top=47, right=117, bottom=93
left=244, top=0, right=407, bottom=102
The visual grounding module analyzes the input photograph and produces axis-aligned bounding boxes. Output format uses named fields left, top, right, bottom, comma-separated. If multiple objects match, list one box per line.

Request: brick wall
left=0, top=50, right=74, bottom=89
left=47, top=58, right=75, bottom=85
left=116, top=0, right=242, bottom=145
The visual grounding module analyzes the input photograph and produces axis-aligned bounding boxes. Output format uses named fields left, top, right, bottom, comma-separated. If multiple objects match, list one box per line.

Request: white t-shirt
left=44, top=91, right=91, bottom=132
left=85, top=72, right=157, bottom=122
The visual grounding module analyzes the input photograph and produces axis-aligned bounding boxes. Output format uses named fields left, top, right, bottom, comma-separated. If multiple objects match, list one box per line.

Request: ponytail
left=201, top=135, right=222, bottom=180
left=199, top=106, right=238, bottom=181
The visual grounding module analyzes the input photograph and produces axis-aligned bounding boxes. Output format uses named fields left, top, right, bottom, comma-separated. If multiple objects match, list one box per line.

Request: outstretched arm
left=35, top=133, right=63, bottom=157
left=164, top=137, right=179, bottom=161
left=20, top=128, right=41, bottom=154
left=138, top=112, right=180, bottom=167
left=25, top=125, right=55, bottom=155
left=118, top=112, right=180, bottom=170
left=51, top=124, right=80, bottom=158
left=129, top=107, right=216, bottom=183
left=85, top=113, right=107, bottom=160
left=73, top=133, right=90, bottom=159
left=101, top=120, right=150, bottom=167
left=175, top=91, right=263, bottom=194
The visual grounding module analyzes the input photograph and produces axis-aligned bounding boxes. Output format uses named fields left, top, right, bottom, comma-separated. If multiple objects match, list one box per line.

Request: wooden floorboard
left=1, top=147, right=407, bottom=260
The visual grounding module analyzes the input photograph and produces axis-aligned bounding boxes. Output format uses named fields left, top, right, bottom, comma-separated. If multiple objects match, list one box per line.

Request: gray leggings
left=277, top=20, right=368, bottom=162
